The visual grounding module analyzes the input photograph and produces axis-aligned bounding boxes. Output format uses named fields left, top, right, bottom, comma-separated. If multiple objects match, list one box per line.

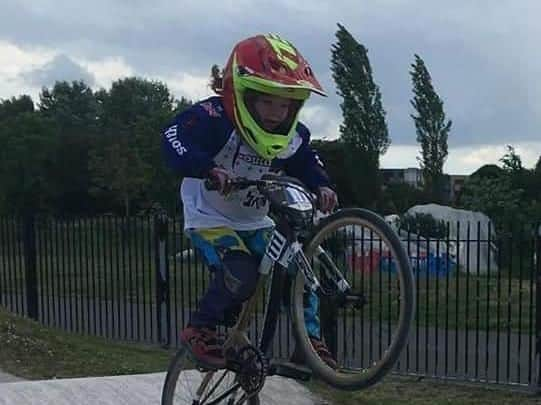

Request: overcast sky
left=1, top=0, right=539, bottom=174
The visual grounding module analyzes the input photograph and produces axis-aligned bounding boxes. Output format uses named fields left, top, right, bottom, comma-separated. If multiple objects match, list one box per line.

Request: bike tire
left=290, top=208, right=415, bottom=390
left=161, top=346, right=259, bottom=405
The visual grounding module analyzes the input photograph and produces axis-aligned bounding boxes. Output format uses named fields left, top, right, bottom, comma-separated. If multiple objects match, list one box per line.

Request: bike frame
left=223, top=219, right=350, bottom=359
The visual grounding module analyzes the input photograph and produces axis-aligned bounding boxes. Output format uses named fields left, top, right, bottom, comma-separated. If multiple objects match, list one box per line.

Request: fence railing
left=0, top=215, right=539, bottom=389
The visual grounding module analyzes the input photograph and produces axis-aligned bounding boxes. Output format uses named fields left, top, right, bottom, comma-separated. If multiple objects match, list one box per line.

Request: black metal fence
left=0, top=215, right=540, bottom=390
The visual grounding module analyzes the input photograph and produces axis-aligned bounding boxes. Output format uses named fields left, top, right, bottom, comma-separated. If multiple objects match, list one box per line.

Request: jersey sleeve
left=161, top=100, right=227, bottom=178
left=283, top=123, right=331, bottom=191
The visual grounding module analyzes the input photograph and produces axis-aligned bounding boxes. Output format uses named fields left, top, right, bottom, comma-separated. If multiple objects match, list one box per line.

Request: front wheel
left=161, top=346, right=259, bottom=405
left=291, top=208, right=415, bottom=390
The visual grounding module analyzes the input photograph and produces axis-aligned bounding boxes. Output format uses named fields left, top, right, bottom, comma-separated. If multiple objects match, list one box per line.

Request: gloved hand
left=317, top=186, right=338, bottom=214
left=208, top=167, right=233, bottom=195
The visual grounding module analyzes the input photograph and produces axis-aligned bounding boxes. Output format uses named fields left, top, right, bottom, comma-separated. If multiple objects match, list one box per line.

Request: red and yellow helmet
left=221, top=34, right=326, bottom=160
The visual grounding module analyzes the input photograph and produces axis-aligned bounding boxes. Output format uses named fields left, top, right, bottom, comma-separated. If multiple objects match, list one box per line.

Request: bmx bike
left=162, top=175, right=415, bottom=404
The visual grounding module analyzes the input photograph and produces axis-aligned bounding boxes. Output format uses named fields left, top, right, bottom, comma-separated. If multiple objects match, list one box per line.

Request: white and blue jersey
left=162, top=96, right=330, bottom=230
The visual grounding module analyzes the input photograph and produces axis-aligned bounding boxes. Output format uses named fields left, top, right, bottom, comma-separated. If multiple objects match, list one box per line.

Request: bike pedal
left=268, top=360, right=312, bottom=381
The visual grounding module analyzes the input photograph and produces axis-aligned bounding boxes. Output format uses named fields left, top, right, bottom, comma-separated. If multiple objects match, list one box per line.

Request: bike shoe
left=290, top=337, right=338, bottom=370
left=310, top=337, right=338, bottom=370
left=180, top=326, right=226, bottom=369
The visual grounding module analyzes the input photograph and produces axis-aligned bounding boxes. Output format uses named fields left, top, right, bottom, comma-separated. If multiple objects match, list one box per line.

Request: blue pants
left=187, top=227, right=321, bottom=339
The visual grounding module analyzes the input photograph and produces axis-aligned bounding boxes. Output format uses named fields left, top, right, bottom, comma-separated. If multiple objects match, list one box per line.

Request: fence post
left=321, top=297, right=338, bottom=359
left=535, top=223, right=541, bottom=394
left=22, top=214, right=38, bottom=320
left=154, top=212, right=170, bottom=347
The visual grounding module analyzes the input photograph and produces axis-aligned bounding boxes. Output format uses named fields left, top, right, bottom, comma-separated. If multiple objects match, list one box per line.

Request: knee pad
left=219, top=251, right=260, bottom=302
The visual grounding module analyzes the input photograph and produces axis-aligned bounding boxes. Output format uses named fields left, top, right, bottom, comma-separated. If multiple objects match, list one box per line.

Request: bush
left=398, top=212, right=447, bottom=239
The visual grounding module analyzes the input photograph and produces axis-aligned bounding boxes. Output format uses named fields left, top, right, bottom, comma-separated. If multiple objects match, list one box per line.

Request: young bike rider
left=162, top=34, right=338, bottom=370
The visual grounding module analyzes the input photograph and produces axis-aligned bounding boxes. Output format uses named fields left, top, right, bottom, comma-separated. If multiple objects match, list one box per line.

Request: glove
left=317, top=186, right=338, bottom=214
left=208, top=167, right=233, bottom=195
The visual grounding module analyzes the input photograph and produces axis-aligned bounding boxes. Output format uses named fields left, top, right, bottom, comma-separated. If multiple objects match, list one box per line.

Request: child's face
left=253, top=94, right=292, bottom=132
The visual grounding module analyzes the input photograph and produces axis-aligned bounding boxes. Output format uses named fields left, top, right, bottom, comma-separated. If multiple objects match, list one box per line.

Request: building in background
left=381, top=168, right=424, bottom=189
left=381, top=168, right=467, bottom=204
left=448, top=174, right=468, bottom=203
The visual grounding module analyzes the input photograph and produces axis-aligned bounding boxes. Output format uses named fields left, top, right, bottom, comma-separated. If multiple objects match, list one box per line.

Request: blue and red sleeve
left=161, top=97, right=232, bottom=178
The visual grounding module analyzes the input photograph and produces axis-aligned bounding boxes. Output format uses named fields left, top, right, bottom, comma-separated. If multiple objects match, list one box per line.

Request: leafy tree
left=0, top=95, right=34, bottom=121
left=381, top=182, right=428, bottom=215
left=470, top=164, right=504, bottom=180
left=0, top=76, right=194, bottom=216
left=331, top=23, right=390, bottom=209
left=410, top=54, right=452, bottom=203
left=459, top=175, right=524, bottom=232
left=499, top=145, right=522, bottom=172
left=0, top=113, right=58, bottom=215
left=500, top=145, right=540, bottom=202
left=462, top=148, right=541, bottom=229
left=89, top=136, right=151, bottom=217
left=91, top=77, right=179, bottom=215
left=398, top=212, right=447, bottom=239
left=100, top=77, right=174, bottom=131
left=534, top=156, right=541, bottom=201
left=38, top=81, right=102, bottom=215
left=40, top=81, right=100, bottom=133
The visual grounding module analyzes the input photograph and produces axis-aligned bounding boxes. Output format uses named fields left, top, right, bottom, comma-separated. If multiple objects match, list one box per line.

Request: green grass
left=334, top=270, right=535, bottom=334
left=2, top=260, right=535, bottom=334
left=309, top=376, right=540, bottom=404
left=413, top=272, right=535, bottom=332
left=1, top=305, right=540, bottom=404
left=0, top=306, right=172, bottom=379
left=0, top=216, right=204, bottom=305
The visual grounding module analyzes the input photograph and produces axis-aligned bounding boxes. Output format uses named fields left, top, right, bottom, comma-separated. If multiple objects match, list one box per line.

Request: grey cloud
left=20, top=54, right=95, bottom=88
left=2, top=0, right=540, bottom=147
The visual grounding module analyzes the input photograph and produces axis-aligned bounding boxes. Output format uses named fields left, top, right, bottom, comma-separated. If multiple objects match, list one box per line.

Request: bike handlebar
left=204, top=177, right=263, bottom=192
left=204, top=176, right=309, bottom=193
left=204, top=175, right=319, bottom=209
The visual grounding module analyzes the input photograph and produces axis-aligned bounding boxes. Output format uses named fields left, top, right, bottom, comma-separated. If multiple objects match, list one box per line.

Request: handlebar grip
left=204, top=177, right=220, bottom=191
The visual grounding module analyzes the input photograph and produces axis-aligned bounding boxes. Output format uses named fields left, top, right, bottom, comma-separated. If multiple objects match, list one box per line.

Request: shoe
left=290, top=337, right=338, bottom=370
left=309, top=337, right=338, bottom=370
left=180, top=326, right=226, bottom=369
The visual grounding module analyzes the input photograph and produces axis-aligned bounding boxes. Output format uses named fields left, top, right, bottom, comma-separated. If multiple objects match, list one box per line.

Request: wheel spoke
left=290, top=209, right=415, bottom=390
left=200, top=371, right=231, bottom=403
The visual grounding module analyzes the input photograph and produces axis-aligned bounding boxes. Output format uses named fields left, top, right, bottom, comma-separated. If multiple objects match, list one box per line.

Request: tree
left=99, top=77, right=174, bottom=131
left=331, top=23, right=390, bottom=209
left=398, top=212, right=448, bottom=239
left=459, top=175, right=524, bottom=231
left=0, top=77, right=191, bottom=216
left=535, top=154, right=541, bottom=172
left=470, top=164, right=504, bottom=180
left=0, top=95, right=34, bottom=121
left=0, top=112, right=58, bottom=215
left=381, top=182, right=428, bottom=215
left=501, top=145, right=540, bottom=204
left=500, top=145, right=523, bottom=172
left=38, top=81, right=102, bottom=215
left=89, top=136, right=151, bottom=217
left=91, top=77, right=179, bottom=215
left=534, top=156, right=541, bottom=201
left=40, top=80, right=101, bottom=133
left=410, top=54, right=452, bottom=203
